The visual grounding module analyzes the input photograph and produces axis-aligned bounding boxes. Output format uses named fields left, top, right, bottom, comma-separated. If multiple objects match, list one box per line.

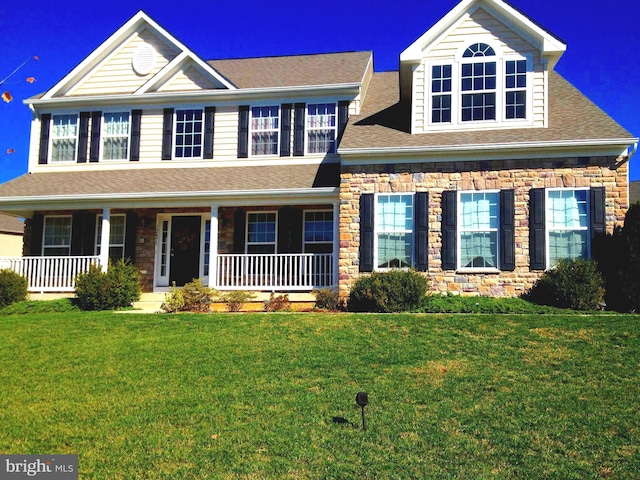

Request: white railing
left=0, top=256, right=101, bottom=293
left=216, top=253, right=334, bottom=290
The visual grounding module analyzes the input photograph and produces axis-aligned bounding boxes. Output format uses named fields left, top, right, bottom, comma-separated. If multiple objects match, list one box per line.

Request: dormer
left=399, top=0, right=566, bottom=134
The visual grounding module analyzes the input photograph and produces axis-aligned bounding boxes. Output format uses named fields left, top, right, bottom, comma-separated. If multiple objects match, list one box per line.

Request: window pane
left=377, top=233, right=412, bottom=268
left=43, top=217, right=72, bottom=256
left=51, top=114, right=78, bottom=162
left=247, top=213, right=276, bottom=244
left=307, top=103, right=337, bottom=154
left=549, top=231, right=588, bottom=265
left=460, top=232, right=497, bottom=268
left=377, top=195, right=413, bottom=231
left=251, top=106, right=279, bottom=155
left=175, top=109, right=203, bottom=158
left=376, top=195, right=413, bottom=269
left=548, top=190, right=588, bottom=228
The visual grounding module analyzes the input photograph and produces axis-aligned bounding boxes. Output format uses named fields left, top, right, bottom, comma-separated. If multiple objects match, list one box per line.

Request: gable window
left=175, top=109, right=203, bottom=158
left=505, top=60, right=527, bottom=119
left=431, top=65, right=452, bottom=123
left=102, top=112, right=130, bottom=160
left=50, top=114, right=78, bottom=162
left=246, top=212, right=277, bottom=254
left=461, top=43, right=496, bottom=122
left=95, top=214, right=126, bottom=262
left=304, top=210, right=333, bottom=254
left=250, top=106, right=279, bottom=156
left=306, top=103, right=336, bottom=154
left=458, top=191, right=499, bottom=268
left=546, top=189, right=589, bottom=266
left=43, top=216, right=72, bottom=256
left=376, top=194, right=413, bottom=268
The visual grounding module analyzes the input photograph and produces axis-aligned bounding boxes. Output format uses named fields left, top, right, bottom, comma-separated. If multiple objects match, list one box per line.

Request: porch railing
left=216, top=253, right=334, bottom=290
left=0, top=256, right=100, bottom=293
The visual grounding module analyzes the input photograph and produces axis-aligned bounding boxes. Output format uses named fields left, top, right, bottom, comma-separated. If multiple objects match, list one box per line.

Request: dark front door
left=170, top=216, right=201, bottom=286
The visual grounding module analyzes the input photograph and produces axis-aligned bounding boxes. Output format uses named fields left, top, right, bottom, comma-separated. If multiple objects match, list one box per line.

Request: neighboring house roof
left=339, top=70, right=635, bottom=155
left=630, top=180, right=640, bottom=204
left=0, top=214, right=24, bottom=234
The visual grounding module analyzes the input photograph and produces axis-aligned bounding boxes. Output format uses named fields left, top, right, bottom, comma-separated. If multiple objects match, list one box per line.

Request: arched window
left=463, top=43, right=495, bottom=58
left=461, top=43, right=497, bottom=121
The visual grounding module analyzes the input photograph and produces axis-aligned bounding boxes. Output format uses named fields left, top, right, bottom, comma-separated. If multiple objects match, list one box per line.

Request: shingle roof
left=0, top=214, right=24, bottom=234
left=208, top=51, right=372, bottom=89
left=339, top=70, right=635, bottom=151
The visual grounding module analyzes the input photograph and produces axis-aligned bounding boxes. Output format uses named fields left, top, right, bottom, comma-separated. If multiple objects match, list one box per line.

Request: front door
left=169, top=216, right=201, bottom=286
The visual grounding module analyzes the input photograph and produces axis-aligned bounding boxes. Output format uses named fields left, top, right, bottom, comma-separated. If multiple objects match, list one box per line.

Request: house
left=0, top=0, right=636, bottom=298
left=0, top=214, right=23, bottom=257
left=631, top=180, right=640, bottom=204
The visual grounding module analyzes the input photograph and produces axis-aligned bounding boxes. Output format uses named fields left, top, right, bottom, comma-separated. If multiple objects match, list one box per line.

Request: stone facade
left=338, top=155, right=629, bottom=298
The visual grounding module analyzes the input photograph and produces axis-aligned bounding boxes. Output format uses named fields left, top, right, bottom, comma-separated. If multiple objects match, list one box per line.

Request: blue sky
left=1, top=0, right=638, bottom=184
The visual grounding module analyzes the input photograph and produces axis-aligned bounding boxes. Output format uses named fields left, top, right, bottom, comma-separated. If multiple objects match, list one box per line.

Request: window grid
left=376, top=194, right=413, bottom=269
left=306, top=103, right=337, bottom=154
left=43, top=216, right=72, bottom=256
left=505, top=60, right=527, bottom=119
left=95, top=214, right=126, bottom=262
left=250, top=106, right=279, bottom=156
left=461, top=61, right=497, bottom=121
left=547, top=189, right=589, bottom=266
left=204, top=220, right=211, bottom=275
left=51, top=114, right=78, bottom=162
left=431, top=65, right=452, bottom=123
left=247, top=212, right=277, bottom=254
left=459, top=192, right=499, bottom=269
left=102, top=112, right=130, bottom=160
left=160, top=221, right=169, bottom=277
left=304, top=211, right=333, bottom=253
left=175, top=109, right=203, bottom=158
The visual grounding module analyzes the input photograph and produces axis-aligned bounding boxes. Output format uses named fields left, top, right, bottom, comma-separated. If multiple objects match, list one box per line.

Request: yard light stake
left=356, top=392, right=368, bottom=430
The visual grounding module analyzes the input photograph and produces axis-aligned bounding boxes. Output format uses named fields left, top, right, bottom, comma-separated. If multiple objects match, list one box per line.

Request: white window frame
left=306, top=103, right=337, bottom=155
left=95, top=214, right=126, bottom=262
left=249, top=105, right=280, bottom=156
left=42, top=215, right=72, bottom=256
left=174, top=108, right=204, bottom=159
left=49, top=114, right=79, bottom=163
left=374, top=193, right=414, bottom=270
left=457, top=190, right=500, bottom=270
left=100, top=111, right=131, bottom=161
left=246, top=211, right=277, bottom=254
left=545, top=188, right=590, bottom=269
left=303, top=210, right=333, bottom=253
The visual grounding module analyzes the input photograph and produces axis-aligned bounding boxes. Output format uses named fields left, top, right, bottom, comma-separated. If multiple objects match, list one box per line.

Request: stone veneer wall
left=339, top=156, right=629, bottom=298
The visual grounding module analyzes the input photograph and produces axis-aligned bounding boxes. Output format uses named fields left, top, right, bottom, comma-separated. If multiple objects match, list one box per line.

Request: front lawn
left=1, top=312, right=638, bottom=478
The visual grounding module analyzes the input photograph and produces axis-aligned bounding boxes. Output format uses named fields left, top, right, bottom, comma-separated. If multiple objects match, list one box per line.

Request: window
left=458, top=191, right=499, bottom=268
left=250, top=106, right=279, bottom=155
left=175, top=109, right=203, bottom=158
left=307, top=103, right=336, bottom=154
left=547, top=189, right=589, bottom=266
left=246, top=212, right=276, bottom=254
left=461, top=43, right=496, bottom=122
left=304, top=211, right=333, bottom=253
left=376, top=194, right=413, bottom=268
left=50, top=114, right=78, bottom=162
left=95, top=214, right=126, bottom=262
left=431, top=65, right=452, bottom=123
left=102, top=112, right=130, bottom=160
left=43, top=216, right=72, bottom=256
left=204, top=219, right=211, bottom=276
left=505, top=60, right=527, bottom=119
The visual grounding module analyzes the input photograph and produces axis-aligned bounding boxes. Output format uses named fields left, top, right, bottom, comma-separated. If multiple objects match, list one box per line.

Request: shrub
left=264, top=293, right=291, bottom=312
left=620, top=202, right=640, bottom=312
left=525, top=258, right=605, bottom=311
left=161, top=279, right=216, bottom=313
left=312, top=288, right=344, bottom=311
left=0, top=298, right=79, bottom=316
left=347, top=270, right=429, bottom=313
left=75, top=260, right=141, bottom=311
left=220, top=290, right=256, bottom=312
left=0, top=269, right=28, bottom=309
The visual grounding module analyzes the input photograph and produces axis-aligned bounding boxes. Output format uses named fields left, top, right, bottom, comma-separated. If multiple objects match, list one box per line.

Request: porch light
left=356, top=392, right=368, bottom=430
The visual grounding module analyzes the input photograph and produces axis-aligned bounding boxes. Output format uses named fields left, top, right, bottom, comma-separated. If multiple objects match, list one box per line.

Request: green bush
left=161, top=279, right=216, bottom=313
left=312, top=288, right=344, bottom=311
left=220, top=290, right=256, bottom=312
left=75, top=260, right=141, bottom=311
left=620, top=202, right=640, bottom=312
left=347, top=270, right=429, bottom=313
left=526, top=258, right=605, bottom=311
left=0, top=298, right=79, bottom=316
left=0, top=269, right=28, bottom=309
left=263, top=293, right=291, bottom=312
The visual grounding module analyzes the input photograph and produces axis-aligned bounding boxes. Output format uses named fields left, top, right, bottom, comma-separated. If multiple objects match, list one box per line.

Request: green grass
left=1, top=312, right=639, bottom=479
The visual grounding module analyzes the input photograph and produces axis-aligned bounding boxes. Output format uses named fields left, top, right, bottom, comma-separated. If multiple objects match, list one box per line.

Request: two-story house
left=0, top=0, right=636, bottom=298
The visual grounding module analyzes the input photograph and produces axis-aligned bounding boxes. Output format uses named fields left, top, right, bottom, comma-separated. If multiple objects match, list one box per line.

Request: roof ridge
left=207, top=50, right=371, bottom=62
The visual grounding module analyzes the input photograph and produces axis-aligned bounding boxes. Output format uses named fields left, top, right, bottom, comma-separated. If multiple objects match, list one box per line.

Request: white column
left=99, top=208, right=111, bottom=271
left=208, top=204, right=219, bottom=288
left=333, top=202, right=340, bottom=290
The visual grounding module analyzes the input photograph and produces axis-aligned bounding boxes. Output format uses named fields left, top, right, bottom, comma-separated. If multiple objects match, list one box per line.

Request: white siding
left=160, top=66, right=218, bottom=92
left=413, top=62, right=426, bottom=133
left=138, top=108, right=164, bottom=161
left=213, top=106, right=239, bottom=161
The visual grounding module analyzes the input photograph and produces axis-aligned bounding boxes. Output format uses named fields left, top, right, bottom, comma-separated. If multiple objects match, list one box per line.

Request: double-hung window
left=250, top=106, right=279, bottom=156
left=376, top=194, right=413, bottom=268
left=42, top=216, right=72, bottom=256
left=246, top=212, right=277, bottom=254
left=50, top=114, right=78, bottom=162
left=546, top=189, right=589, bottom=266
left=461, top=43, right=497, bottom=122
left=175, top=109, right=203, bottom=158
left=307, top=103, right=337, bottom=154
left=505, top=59, right=527, bottom=119
left=95, top=214, right=126, bottom=262
left=102, top=112, right=130, bottom=160
left=304, top=211, right=333, bottom=254
left=458, top=191, right=499, bottom=268
left=431, top=65, right=452, bottom=123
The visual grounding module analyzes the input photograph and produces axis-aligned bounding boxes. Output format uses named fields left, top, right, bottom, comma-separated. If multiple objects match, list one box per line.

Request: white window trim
left=173, top=108, right=204, bottom=160
left=303, top=209, right=333, bottom=253
left=305, top=102, right=338, bottom=155
left=249, top=105, right=280, bottom=157
left=95, top=213, right=126, bottom=260
left=374, top=193, right=414, bottom=270
left=456, top=190, right=501, bottom=271
left=49, top=114, right=79, bottom=163
left=100, top=110, right=131, bottom=162
left=545, top=187, right=591, bottom=269
left=245, top=211, right=278, bottom=254
left=42, top=215, right=72, bottom=256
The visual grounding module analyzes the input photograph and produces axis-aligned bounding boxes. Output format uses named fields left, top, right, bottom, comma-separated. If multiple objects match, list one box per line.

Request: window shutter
left=38, top=114, right=51, bottom=165
left=161, top=108, right=174, bottom=160
left=337, top=100, right=349, bottom=146
left=500, top=189, right=515, bottom=271
left=414, top=191, right=429, bottom=272
left=441, top=190, right=457, bottom=270
left=293, top=103, right=306, bottom=156
left=529, top=188, right=546, bottom=270
left=204, top=106, right=215, bottom=159
left=233, top=208, right=246, bottom=253
left=129, top=110, right=142, bottom=161
left=77, top=112, right=90, bottom=163
left=280, top=103, right=292, bottom=157
left=82, top=213, right=96, bottom=256
left=89, top=111, right=101, bottom=162
left=277, top=207, right=302, bottom=254
left=30, top=214, right=44, bottom=255
left=237, top=105, right=249, bottom=158
left=590, top=187, right=606, bottom=239
left=359, top=193, right=374, bottom=272
left=71, top=212, right=85, bottom=255
left=125, top=212, right=137, bottom=263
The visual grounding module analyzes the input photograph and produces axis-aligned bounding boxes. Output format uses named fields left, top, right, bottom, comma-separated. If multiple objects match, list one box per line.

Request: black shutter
left=277, top=207, right=303, bottom=253
left=293, top=103, right=306, bottom=156
left=500, top=189, right=515, bottom=271
left=30, top=214, right=44, bottom=255
left=38, top=114, right=51, bottom=165
left=204, top=106, right=215, bottom=159
left=237, top=105, right=249, bottom=158
left=89, top=111, right=101, bottom=162
left=129, top=110, right=142, bottom=161
left=233, top=208, right=246, bottom=253
left=529, top=188, right=546, bottom=270
left=414, top=191, right=429, bottom=272
left=359, top=193, right=374, bottom=272
left=77, top=112, right=90, bottom=163
left=441, top=190, right=457, bottom=270
left=161, top=108, right=174, bottom=160
left=280, top=103, right=292, bottom=157
left=125, top=213, right=137, bottom=263
left=71, top=212, right=85, bottom=255
left=337, top=100, right=349, bottom=146
left=590, top=187, right=606, bottom=239
left=82, top=213, right=96, bottom=256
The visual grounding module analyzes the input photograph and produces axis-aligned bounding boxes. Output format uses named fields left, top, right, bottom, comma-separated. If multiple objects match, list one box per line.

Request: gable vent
left=132, top=44, right=156, bottom=76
